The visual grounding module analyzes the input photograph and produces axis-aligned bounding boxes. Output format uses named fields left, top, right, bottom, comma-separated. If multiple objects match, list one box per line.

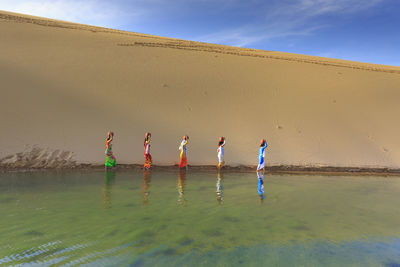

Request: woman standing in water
left=105, top=131, right=117, bottom=168
left=143, top=132, right=152, bottom=169
left=217, top=137, right=226, bottom=169
left=178, top=135, right=189, bottom=169
left=257, top=139, right=268, bottom=171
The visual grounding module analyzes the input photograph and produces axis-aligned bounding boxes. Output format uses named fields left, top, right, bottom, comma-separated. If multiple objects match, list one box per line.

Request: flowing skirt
left=105, top=149, right=117, bottom=167
left=257, top=156, right=265, bottom=170
left=179, top=150, right=187, bottom=168
left=217, top=153, right=225, bottom=168
left=105, top=155, right=117, bottom=167
left=218, top=153, right=224, bottom=163
left=144, top=153, right=152, bottom=168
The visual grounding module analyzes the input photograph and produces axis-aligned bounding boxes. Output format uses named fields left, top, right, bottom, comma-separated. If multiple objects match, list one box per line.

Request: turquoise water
left=1, top=170, right=400, bottom=266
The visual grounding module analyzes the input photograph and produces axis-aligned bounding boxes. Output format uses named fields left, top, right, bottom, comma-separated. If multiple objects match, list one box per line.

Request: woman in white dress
left=217, top=137, right=226, bottom=169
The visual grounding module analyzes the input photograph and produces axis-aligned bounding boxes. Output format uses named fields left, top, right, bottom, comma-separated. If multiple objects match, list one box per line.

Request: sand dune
left=1, top=10, right=400, bottom=168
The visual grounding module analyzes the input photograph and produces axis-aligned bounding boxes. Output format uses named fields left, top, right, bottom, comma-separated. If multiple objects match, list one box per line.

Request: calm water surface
left=1, top=170, right=400, bottom=266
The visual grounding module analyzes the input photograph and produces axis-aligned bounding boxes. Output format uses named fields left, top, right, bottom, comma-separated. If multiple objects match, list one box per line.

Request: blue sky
left=1, top=0, right=399, bottom=66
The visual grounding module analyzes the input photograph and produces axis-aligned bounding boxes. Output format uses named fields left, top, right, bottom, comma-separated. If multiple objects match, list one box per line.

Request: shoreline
left=1, top=164, right=400, bottom=176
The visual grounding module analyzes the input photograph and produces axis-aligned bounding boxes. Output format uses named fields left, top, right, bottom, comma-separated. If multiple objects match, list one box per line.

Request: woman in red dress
left=144, top=132, right=152, bottom=169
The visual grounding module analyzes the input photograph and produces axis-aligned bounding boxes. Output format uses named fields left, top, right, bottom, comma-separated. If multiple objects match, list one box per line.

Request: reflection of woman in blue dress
left=257, top=139, right=268, bottom=171
left=257, top=171, right=265, bottom=202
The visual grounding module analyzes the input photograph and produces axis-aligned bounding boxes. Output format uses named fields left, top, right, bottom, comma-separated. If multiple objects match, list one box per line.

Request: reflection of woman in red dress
left=142, top=170, right=151, bottom=205
left=144, top=132, right=152, bottom=169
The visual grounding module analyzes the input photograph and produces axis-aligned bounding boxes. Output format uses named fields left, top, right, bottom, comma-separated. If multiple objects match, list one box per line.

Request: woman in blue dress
left=257, top=139, right=268, bottom=171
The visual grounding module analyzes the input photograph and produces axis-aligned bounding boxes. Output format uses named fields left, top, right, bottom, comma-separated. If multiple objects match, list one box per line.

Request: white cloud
left=0, top=0, right=387, bottom=48
left=295, top=0, right=384, bottom=15
left=0, top=0, right=142, bottom=28
left=197, top=24, right=324, bottom=47
left=196, top=0, right=385, bottom=47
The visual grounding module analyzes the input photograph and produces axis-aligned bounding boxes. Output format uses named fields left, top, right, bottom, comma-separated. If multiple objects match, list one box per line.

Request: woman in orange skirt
left=178, top=135, right=189, bottom=169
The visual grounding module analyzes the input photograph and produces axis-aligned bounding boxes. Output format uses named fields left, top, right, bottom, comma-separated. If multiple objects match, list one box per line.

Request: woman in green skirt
left=105, top=131, right=117, bottom=168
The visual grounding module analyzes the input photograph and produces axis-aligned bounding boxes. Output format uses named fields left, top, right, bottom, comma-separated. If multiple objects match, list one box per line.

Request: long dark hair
left=260, top=139, right=266, bottom=147
left=218, top=137, right=225, bottom=146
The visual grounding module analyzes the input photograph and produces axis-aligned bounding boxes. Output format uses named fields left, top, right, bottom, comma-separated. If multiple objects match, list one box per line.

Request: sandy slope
left=1, top=10, right=400, bottom=168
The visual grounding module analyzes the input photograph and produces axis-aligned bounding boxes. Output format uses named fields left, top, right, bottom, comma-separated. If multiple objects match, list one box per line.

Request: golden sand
left=1, top=10, right=400, bottom=168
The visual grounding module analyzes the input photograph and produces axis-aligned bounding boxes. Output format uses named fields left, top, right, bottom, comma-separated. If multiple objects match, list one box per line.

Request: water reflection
left=257, top=171, right=265, bottom=204
left=178, top=170, right=187, bottom=205
left=103, top=171, right=116, bottom=209
left=142, top=170, right=152, bottom=205
left=216, top=171, right=224, bottom=204
left=3, top=171, right=400, bottom=266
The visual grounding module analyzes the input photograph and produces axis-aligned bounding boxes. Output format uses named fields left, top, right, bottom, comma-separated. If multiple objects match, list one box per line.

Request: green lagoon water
left=1, top=170, right=400, bottom=266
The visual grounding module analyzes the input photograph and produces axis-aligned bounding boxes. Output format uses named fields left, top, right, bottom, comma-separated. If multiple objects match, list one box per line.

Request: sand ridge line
left=2, top=11, right=399, bottom=74
left=0, top=12, right=166, bottom=41
left=118, top=41, right=400, bottom=74
left=118, top=41, right=261, bottom=53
